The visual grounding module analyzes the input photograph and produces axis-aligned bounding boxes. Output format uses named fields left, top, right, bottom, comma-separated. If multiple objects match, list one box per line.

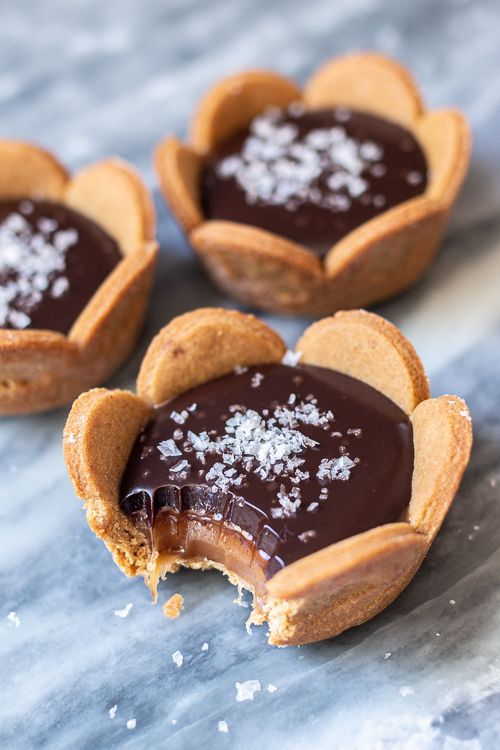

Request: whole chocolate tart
left=64, top=309, right=472, bottom=646
left=0, top=140, right=158, bottom=415
left=156, top=53, right=470, bottom=315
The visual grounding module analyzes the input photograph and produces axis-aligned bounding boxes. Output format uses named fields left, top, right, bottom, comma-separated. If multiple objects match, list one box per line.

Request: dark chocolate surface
left=0, top=198, right=121, bottom=333
left=120, top=363, right=414, bottom=579
left=202, top=107, right=428, bottom=256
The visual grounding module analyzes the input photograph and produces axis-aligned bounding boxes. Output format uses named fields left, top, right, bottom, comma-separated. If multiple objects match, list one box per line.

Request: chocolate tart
left=63, top=308, right=472, bottom=646
left=0, top=140, right=158, bottom=414
left=155, top=53, right=470, bottom=315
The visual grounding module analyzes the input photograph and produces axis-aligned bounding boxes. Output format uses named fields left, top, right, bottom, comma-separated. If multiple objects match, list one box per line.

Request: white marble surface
left=1, top=0, right=500, bottom=748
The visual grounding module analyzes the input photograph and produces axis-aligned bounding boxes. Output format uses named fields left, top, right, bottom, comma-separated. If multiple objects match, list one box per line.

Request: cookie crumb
left=218, top=720, right=229, bottom=733
left=163, top=593, right=184, bottom=619
left=172, top=650, right=184, bottom=667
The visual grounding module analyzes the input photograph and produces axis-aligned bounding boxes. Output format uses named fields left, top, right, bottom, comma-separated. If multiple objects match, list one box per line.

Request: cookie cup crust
left=0, top=141, right=158, bottom=415
left=155, top=52, right=471, bottom=315
left=64, top=309, right=472, bottom=646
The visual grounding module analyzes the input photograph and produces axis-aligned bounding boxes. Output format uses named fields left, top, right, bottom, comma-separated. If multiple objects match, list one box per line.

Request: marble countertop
left=1, top=0, right=500, bottom=748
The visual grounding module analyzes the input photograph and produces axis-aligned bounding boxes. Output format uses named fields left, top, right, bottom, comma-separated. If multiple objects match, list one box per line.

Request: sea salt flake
left=50, top=276, right=69, bottom=298
left=170, top=410, right=188, bottom=425
left=267, top=683, right=278, bottom=693
left=384, top=652, right=392, bottom=659
left=201, top=642, right=209, bottom=652
left=281, top=349, right=301, bottom=367
left=7, top=611, right=20, bottom=627
left=126, top=719, right=136, bottom=730
left=399, top=686, right=414, bottom=697
left=449, top=600, right=456, bottom=606
left=218, top=720, right=229, bottom=733
left=170, top=459, right=189, bottom=474
left=108, top=705, right=118, bottom=719
left=307, top=502, right=319, bottom=512
left=233, top=365, right=248, bottom=375
left=251, top=372, right=265, bottom=388
left=114, top=603, right=133, bottom=618
left=158, top=439, right=182, bottom=457
left=298, top=530, right=316, bottom=543
left=235, top=680, right=261, bottom=702
left=172, top=650, right=184, bottom=667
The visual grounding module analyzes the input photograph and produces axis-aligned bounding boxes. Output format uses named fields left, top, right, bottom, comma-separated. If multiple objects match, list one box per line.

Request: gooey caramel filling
left=120, top=363, right=414, bottom=595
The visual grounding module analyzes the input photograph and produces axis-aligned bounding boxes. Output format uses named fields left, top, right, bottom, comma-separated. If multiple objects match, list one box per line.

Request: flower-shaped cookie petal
left=156, top=53, right=470, bottom=315
left=0, top=140, right=158, bottom=414
left=64, top=308, right=472, bottom=646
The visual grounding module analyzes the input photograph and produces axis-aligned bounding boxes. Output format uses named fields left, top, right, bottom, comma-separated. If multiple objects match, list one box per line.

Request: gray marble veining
left=1, top=0, right=500, bottom=748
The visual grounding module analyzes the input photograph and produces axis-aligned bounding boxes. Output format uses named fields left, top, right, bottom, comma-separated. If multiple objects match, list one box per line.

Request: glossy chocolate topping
left=202, top=106, right=428, bottom=256
left=120, top=362, right=414, bottom=581
left=0, top=198, right=121, bottom=333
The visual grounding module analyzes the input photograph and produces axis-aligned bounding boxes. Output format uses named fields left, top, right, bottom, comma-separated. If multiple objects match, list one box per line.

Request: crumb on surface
left=163, top=593, right=184, bottom=619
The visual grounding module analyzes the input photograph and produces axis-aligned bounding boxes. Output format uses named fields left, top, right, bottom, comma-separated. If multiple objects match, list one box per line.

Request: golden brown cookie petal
left=69, top=240, right=158, bottom=378
left=155, top=137, right=204, bottom=233
left=323, top=196, right=447, bottom=311
left=191, top=70, right=302, bottom=153
left=0, top=140, right=68, bottom=200
left=137, top=307, right=286, bottom=406
left=0, top=330, right=77, bottom=415
left=415, top=110, right=472, bottom=207
left=265, top=523, right=427, bottom=645
left=190, top=220, right=323, bottom=312
left=297, top=309, right=430, bottom=414
left=304, top=52, right=424, bottom=126
left=64, top=388, right=151, bottom=575
left=65, top=159, right=156, bottom=255
left=409, top=395, right=473, bottom=540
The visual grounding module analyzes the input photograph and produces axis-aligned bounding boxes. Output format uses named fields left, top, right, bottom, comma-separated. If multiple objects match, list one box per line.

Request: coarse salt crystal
left=172, top=650, right=184, bottom=667
left=201, top=642, right=209, bottom=652
left=126, top=719, right=136, bottom=730
left=400, top=686, right=414, bottom=697
left=235, top=680, right=261, bottom=702
left=267, top=683, right=278, bottom=693
left=7, top=611, right=20, bottom=627
left=114, top=603, right=133, bottom=618
left=282, top=350, right=301, bottom=367
left=108, top=705, right=117, bottom=719
left=218, top=721, right=229, bottom=733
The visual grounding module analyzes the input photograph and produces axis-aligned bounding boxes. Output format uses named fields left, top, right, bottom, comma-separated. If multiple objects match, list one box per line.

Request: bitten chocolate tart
left=0, top=140, right=158, bottom=415
left=156, top=53, right=470, bottom=315
left=64, top=308, right=472, bottom=646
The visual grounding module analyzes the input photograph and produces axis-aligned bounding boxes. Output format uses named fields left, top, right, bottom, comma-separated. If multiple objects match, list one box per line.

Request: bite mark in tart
left=0, top=140, right=158, bottom=415
left=155, top=53, right=471, bottom=315
left=63, top=308, right=472, bottom=646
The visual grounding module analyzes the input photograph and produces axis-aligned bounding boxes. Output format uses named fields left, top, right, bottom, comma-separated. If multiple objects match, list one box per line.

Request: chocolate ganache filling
left=120, top=363, right=414, bottom=587
left=202, top=106, right=428, bottom=256
left=0, top=199, right=121, bottom=333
